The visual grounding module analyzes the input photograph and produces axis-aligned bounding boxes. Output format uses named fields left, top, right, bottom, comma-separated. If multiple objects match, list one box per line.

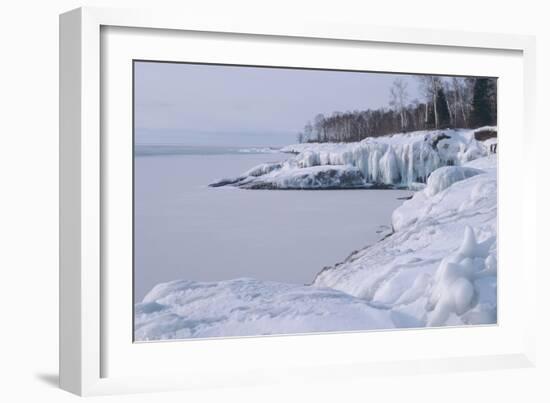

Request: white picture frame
left=60, top=6, right=537, bottom=396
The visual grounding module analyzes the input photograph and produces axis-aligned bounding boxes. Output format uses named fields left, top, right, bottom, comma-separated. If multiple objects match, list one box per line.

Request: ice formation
left=426, top=226, right=497, bottom=326
left=313, top=154, right=497, bottom=327
left=212, top=165, right=369, bottom=190
left=211, top=128, right=494, bottom=190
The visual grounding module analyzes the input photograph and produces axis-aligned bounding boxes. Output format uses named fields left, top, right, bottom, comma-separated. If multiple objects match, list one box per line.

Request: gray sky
left=134, top=61, right=421, bottom=146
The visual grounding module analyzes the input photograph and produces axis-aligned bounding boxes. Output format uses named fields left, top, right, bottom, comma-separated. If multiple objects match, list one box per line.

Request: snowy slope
left=135, top=278, right=394, bottom=340
left=313, top=154, right=497, bottom=327
left=211, top=128, right=494, bottom=190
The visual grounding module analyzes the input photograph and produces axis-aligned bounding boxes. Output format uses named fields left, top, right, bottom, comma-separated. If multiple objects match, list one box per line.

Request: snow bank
left=212, top=128, right=492, bottom=190
left=313, top=155, right=497, bottom=327
left=135, top=278, right=393, bottom=340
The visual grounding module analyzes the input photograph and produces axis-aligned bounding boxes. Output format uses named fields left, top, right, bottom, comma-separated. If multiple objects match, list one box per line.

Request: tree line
left=296, top=76, right=497, bottom=143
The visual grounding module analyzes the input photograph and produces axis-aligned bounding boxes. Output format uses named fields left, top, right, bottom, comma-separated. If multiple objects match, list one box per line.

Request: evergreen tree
left=470, top=78, right=496, bottom=127
left=425, top=102, right=435, bottom=128
left=435, top=88, right=451, bottom=128
left=487, top=78, right=497, bottom=126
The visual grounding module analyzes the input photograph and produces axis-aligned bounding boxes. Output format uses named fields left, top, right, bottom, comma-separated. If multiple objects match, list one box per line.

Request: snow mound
left=426, top=226, right=497, bottom=326
left=424, top=166, right=484, bottom=197
left=135, top=278, right=394, bottom=340
left=213, top=128, right=492, bottom=190
left=313, top=155, right=497, bottom=327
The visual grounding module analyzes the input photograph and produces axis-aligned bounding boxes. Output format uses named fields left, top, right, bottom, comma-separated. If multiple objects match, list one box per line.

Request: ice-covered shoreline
left=135, top=128, right=497, bottom=340
left=313, top=154, right=497, bottom=327
left=210, top=127, right=496, bottom=190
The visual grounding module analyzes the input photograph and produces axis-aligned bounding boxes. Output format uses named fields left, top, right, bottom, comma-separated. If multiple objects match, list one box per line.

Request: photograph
left=132, top=61, right=498, bottom=341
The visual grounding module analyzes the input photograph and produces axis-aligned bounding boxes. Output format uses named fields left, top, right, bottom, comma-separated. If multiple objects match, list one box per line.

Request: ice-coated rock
left=211, top=128, right=495, bottom=190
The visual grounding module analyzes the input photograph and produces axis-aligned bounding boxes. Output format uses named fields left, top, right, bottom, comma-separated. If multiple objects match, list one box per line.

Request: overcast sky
left=134, top=61, right=422, bottom=146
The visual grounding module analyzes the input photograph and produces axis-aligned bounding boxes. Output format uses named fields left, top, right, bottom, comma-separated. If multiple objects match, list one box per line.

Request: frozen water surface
left=134, top=149, right=410, bottom=302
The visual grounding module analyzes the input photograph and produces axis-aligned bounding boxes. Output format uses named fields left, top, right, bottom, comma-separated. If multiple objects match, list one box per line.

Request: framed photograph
left=60, top=7, right=537, bottom=396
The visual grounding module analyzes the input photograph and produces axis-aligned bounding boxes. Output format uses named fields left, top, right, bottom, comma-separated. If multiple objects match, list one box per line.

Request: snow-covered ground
left=314, top=154, right=497, bottom=327
left=135, top=128, right=497, bottom=340
left=210, top=128, right=495, bottom=190
left=135, top=278, right=394, bottom=340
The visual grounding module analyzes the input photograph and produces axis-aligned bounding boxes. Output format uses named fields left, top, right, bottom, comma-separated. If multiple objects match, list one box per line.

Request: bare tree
left=303, top=121, right=313, bottom=142
left=451, top=77, right=468, bottom=127
left=299, top=75, right=495, bottom=143
left=417, top=76, right=442, bottom=128
left=313, top=114, right=325, bottom=142
left=389, top=78, right=409, bottom=131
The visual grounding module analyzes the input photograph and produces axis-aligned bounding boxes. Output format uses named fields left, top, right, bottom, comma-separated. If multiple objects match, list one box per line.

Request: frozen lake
left=134, top=147, right=412, bottom=302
